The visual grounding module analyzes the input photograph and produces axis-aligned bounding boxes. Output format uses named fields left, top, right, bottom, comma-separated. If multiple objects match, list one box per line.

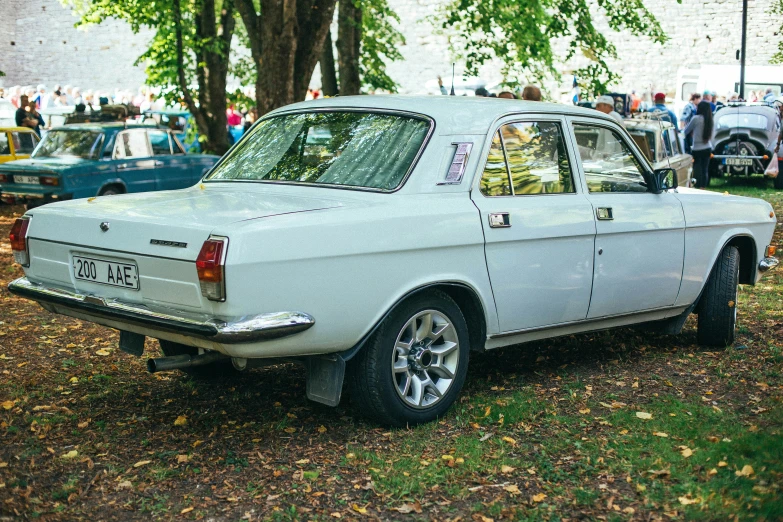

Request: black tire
left=348, top=290, right=470, bottom=427
left=98, top=185, right=122, bottom=197
left=158, top=339, right=238, bottom=379
left=697, top=246, right=740, bottom=347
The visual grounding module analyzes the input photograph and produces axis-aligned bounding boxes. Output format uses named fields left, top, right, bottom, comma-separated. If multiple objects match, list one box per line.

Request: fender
left=691, top=233, right=756, bottom=312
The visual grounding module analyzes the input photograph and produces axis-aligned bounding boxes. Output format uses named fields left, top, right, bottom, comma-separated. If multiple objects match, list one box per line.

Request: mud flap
left=119, top=331, right=145, bottom=357
left=306, top=354, right=345, bottom=407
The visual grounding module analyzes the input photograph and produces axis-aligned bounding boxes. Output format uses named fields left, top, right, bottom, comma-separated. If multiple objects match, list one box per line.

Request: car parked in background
left=710, top=104, right=782, bottom=189
left=622, top=118, right=692, bottom=188
left=0, top=123, right=219, bottom=208
left=140, top=110, right=201, bottom=153
left=0, top=127, right=39, bottom=165
left=8, top=97, right=778, bottom=427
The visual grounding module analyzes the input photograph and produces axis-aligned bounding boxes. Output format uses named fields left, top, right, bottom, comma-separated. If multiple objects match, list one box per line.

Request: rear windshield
left=32, top=130, right=104, bottom=160
left=716, top=113, right=769, bottom=130
left=205, top=111, right=431, bottom=191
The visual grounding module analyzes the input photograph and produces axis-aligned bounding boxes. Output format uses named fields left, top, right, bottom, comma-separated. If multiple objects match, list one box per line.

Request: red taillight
left=196, top=238, right=226, bottom=301
left=0, top=174, right=8, bottom=182
left=10, top=217, right=30, bottom=266
left=40, top=176, right=59, bottom=186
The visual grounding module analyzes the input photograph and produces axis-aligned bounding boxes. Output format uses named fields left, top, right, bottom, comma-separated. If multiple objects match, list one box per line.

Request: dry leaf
left=653, top=432, right=669, bottom=438
left=441, top=454, right=454, bottom=461
left=296, top=458, right=310, bottom=465
left=317, top=425, right=327, bottom=433
left=181, top=507, right=194, bottom=514
left=680, top=447, right=693, bottom=458
left=636, top=412, right=652, bottom=420
left=531, top=493, right=547, bottom=503
left=736, top=465, right=754, bottom=477
left=501, top=436, right=517, bottom=445
left=352, top=504, right=368, bottom=515
left=501, top=465, right=515, bottom=474
left=504, top=484, right=521, bottom=494
left=192, top=440, right=203, bottom=448
left=679, top=496, right=700, bottom=505
left=177, top=455, right=189, bottom=464
left=284, top=427, right=297, bottom=434
left=77, top=420, right=89, bottom=429
left=133, top=460, right=151, bottom=468
left=718, top=461, right=728, bottom=467
left=61, top=450, right=78, bottom=459
left=95, top=349, right=110, bottom=356
left=174, top=415, right=187, bottom=426
left=579, top=408, right=591, bottom=414
left=708, top=468, right=717, bottom=476
left=1, top=400, right=14, bottom=410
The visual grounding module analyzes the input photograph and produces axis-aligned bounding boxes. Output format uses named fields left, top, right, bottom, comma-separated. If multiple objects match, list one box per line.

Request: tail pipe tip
left=146, top=351, right=227, bottom=373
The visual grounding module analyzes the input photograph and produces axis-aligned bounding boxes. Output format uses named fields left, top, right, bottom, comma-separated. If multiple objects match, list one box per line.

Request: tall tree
left=65, top=0, right=235, bottom=154
left=337, top=0, right=362, bottom=95
left=435, top=0, right=669, bottom=97
left=236, top=0, right=338, bottom=115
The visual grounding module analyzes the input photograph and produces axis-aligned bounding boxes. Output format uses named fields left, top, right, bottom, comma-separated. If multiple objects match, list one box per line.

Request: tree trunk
left=320, top=29, right=338, bottom=96
left=337, top=0, right=361, bottom=95
left=238, top=0, right=338, bottom=115
left=173, top=0, right=234, bottom=155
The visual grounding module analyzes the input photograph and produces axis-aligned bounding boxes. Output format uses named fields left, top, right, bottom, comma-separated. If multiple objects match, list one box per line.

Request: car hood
left=0, top=157, right=92, bottom=173
left=25, top=184, right=352, bottom=259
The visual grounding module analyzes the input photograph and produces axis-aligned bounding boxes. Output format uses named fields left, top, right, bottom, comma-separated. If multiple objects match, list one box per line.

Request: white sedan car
left=8, top=97, right=779, bottom=426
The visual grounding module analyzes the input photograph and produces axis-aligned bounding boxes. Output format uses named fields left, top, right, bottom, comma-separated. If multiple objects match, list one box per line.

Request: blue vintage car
left=0, top=123, right=219, bottom=207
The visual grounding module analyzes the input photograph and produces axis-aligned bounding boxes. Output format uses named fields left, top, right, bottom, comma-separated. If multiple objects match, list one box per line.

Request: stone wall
left=1, top=0, right=779, bottom=97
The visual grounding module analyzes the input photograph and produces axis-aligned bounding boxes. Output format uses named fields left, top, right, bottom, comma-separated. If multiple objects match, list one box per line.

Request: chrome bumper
left=8, top=277, right=314, bottom=343
left=759, top=256, right=779, bottom=273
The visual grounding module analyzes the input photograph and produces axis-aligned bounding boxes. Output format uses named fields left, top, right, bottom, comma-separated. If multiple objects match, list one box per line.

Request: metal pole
left=739, top=0, right=748, bottom=99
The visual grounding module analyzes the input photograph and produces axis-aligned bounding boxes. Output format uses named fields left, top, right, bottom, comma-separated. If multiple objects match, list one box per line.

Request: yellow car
left=0, top=127, right=39, bottom=164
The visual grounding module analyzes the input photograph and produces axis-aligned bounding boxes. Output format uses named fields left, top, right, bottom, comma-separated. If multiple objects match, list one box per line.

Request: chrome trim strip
left=8, top=277, right=315, bottom=344
left=759, top=256, right=779, bottom=273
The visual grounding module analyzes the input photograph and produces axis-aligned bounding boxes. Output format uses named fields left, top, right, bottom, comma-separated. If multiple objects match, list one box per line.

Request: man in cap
left=648, top=92, right=677, bottom=127
left=595, top=95, right=624, bottom=126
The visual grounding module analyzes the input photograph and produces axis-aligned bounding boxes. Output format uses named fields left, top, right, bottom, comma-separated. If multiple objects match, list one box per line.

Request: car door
left=665, top=128, right=692, bottom=187
left=148, top=129, right=192, bottom=190
left=471, top=116, right=596, bottom=333
left=113, top=129, right=156, bottom=193
left=567, top=117, right=685, bottom=319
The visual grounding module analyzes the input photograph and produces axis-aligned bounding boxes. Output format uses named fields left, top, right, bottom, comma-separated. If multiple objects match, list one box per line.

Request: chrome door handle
left=116, top=163, right=127, bottom=170
left=488, top=212, right=511, bottom=228
left=154, top=160, right=164, bottom=167
left=596, top=207, right=613, bottom=220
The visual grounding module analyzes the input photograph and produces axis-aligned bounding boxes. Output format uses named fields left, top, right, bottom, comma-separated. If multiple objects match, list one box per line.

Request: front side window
left=205, top=111, right=431, bottom=191
left=148, top=130, right=172, bottom=155
left=32, top=130, right=104, bottom=160
left=12, top=132, right=38, bottom=154
left=573, top=124, right=647, bottom=193
left=114, top=130, right=150, bottom=159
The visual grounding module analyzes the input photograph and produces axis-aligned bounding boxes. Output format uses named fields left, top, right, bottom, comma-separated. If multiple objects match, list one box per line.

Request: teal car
left=0, top=123, right=219, bottom=208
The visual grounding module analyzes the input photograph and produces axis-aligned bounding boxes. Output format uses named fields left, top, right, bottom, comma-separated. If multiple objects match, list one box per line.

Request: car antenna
left=450, top=63, right=456, bottom=96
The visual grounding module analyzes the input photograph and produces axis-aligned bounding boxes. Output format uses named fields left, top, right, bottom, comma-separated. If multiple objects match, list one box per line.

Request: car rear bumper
left=8, top=277, right=315, bottom=343
left=759, top=256, right=779, bottom=273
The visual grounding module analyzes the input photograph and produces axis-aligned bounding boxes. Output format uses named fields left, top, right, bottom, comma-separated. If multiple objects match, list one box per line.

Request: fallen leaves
left=679, top=496, right=700, bottom=505
left=503, top=484, right=520, bottom=494
left=394, top=502, right=422, bottom=514
left=501, top=465, right=515, bottom=474
left=61, top=450, right=78, bottom=459
left=173, top=415, right=187, bottom=426
left=133, top=460, right=151, bottom=468
left=680, top=447, right=694, bottom=458
left=352, top=504, right=368, bottom=515
left=1, top=400, right=14, bottom=410
left=653, top=432, right=669, bottom=437
left=531, top=493, right=547, bottom=503
left=635, top=412, right=652, bottom=420
left=735, top=465, right=754, bottom=477
left=579, top=408, right=591, bottom=414
left=95, top=349, right=111, bottom=356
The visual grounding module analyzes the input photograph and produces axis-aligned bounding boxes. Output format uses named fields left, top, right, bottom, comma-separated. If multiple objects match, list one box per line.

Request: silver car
left=625, top=118, right=692, bottom=188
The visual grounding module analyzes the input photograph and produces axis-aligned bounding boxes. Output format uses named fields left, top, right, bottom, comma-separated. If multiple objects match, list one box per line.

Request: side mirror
left=648, top=168, right=678, bottom=194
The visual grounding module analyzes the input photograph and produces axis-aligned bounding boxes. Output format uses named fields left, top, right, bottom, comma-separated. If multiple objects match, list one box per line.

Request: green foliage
left=771, top=0, right=783, bottom=64
left=359, top=0, right=405, bottom=93
left=434, top=0, right=669, bottom=97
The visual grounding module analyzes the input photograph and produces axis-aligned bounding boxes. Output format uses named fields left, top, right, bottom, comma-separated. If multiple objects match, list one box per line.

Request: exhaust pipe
left=147, top=351, right=227, bottom=373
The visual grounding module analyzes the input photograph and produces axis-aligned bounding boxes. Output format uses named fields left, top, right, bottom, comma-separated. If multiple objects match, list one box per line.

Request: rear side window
left=115, top=130, right=150, bottom=159
left=0, top=133, right=9, bottom=155
left=12, top=132, right=38, bottom=154
left=480, top=121, right=574, bottom=196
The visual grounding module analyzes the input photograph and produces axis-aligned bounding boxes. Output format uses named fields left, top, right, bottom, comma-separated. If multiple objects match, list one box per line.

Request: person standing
left=15, top=95, right=38, bottom=130
left=595, top=95, right=624, bottom=126
left=26, top=102, right=45, bottom=137
left=680, top=93, right=701, bottom=153
left=682, top=101, right=715, bottom=187
left=648, top=92, right=678, bottom=127
left=702, top=91, right=716, bottom=112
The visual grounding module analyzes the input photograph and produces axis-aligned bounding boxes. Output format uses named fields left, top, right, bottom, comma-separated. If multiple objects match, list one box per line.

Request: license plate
left=73, top=256, right=139, bottom=290
left=13, top=175, right=40, bottom=184
left=725, top=158, right=753, bottom=166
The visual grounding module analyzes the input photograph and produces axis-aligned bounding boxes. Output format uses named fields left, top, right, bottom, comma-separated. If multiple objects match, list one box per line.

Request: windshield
left=716, top=113, right=769, bottom=131
left=205, top=111, right=431, bottom=190
left=32, top=130, right=104, bottom=160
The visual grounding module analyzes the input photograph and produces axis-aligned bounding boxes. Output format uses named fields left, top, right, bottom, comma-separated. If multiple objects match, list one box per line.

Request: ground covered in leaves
left=1, top=178, right=782, bottom=521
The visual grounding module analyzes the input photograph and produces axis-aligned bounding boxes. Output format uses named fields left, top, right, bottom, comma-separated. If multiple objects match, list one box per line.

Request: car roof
left=716, top=104, right=778, bottom=116
left=269, top=95, right=615, bottom=135
left=47, top=123, right=155, bottom=133
left=0, top=126, right=37, bottom=133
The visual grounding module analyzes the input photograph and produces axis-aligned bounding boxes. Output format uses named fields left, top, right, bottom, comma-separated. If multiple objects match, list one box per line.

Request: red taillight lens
left=196, top=238, right=226, bottom=301
left=40, top=176, right=59, bottom=186
left=10, top=217, right=30, bottom=266
left=0, top=174, right=8, bottom=182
